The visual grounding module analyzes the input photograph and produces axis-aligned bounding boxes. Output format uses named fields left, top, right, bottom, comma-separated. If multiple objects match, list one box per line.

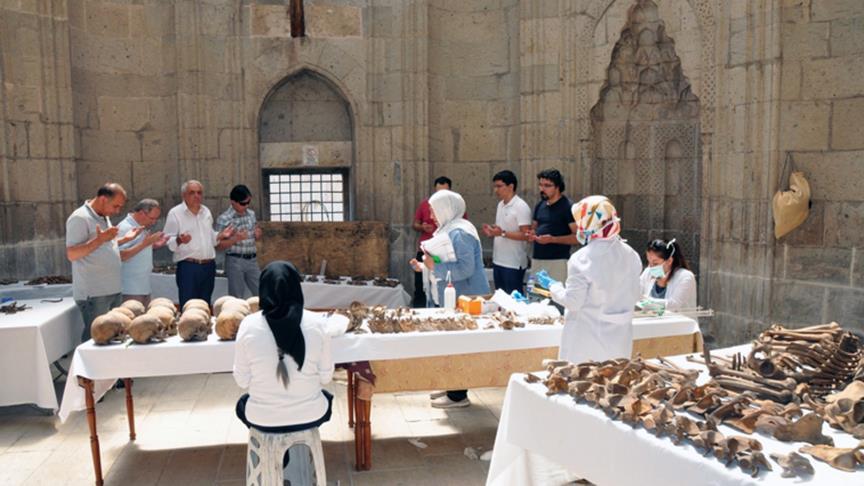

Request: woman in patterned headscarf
left=535, top=196, right=642, bottom=363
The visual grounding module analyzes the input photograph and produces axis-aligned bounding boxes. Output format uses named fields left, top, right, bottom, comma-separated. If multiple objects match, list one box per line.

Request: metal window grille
left=264, top=169, right=348, bottom=222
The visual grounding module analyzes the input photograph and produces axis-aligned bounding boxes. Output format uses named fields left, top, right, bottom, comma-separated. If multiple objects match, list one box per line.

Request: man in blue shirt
left=117, top=199, right=168, bottom=306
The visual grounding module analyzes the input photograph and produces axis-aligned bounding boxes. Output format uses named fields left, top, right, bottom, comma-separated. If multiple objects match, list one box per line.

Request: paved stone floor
left=0, top=368, right=505, bottom=485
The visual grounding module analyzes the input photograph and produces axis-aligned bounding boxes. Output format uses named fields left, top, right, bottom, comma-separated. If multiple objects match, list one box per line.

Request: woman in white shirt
left=233, top=261, right=334, bottom=432
left=639, top=238, right=697, bottom=311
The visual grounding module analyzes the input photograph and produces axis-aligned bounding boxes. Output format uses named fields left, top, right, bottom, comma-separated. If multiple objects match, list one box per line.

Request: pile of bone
left=537, top=355, right=864, bottom=476
left=338, top=301, right=370, bottom=333
left=211, top=296, right=258, bottom=341
left=362, top=306, right=477, bottom=333
left=489, top=310, right=522, bottom=330
left=92, top=298, right=177, bottom=345
left=746, top=323, right=863, bottom=397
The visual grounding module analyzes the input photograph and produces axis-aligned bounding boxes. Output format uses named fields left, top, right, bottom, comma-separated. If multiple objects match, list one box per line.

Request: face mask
left=648, top=265, right=666, bottom=279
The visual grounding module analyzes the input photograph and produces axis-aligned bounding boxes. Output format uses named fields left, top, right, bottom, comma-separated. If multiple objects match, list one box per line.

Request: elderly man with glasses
left=117, top=199, right=169, bottom=306
left=216, top=184, right=263, bottom=298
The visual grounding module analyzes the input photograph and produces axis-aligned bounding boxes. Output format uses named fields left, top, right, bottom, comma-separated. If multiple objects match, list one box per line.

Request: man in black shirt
left=528, top=169, right=579, bottom=282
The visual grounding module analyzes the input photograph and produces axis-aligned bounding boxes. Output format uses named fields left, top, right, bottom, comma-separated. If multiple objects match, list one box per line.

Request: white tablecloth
left=486, top=345, right=858, bottom=486
left=58, top=313, right=697, bottom=422
left=0, top=281, right=73, bottom=300
left=0, top=298, right=83, bottom=410
left=149, top=273, right=411, bottom=308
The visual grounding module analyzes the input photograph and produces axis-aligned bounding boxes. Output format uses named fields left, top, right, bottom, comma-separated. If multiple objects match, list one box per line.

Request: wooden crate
left=257, top=221, right=389, bottom=277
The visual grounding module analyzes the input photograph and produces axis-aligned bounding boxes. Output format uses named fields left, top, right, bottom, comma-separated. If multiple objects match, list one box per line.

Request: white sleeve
left=516, top=200, right=533, bottom=226
left=639, top=268, right=653, bottom=297
left=316, top=326, right=334, bottom=385
left=665, top=271, right=697, bottom=311
left=233, top=331, right=252, bottom=389
left=550, top=259, right=589, bottom=313
left=164, top=209, right=180, bottom=252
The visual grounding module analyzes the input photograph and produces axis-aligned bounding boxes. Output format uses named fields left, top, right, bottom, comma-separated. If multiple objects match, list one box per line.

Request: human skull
left=215, top=310, right=245, bottom=340
left=91, top=312, right=128, bottom=345
left=128, top=314, right=163, bottom=344
left=147, top=305, right=177, bottom=336
left=120, top=299, right=146, bottom=317
left=110, top=306, right=136, bottom=321
left=213, top=295, right=235, bottom=316
left=221, top=299, right=251, bottom=317
left=182, top=298, right=211, bottom=316
left=148, top=298, right=176, bottom=312
left=246, top=296, right=260, bottom=313
left=178, top=311, right=211, bottom=342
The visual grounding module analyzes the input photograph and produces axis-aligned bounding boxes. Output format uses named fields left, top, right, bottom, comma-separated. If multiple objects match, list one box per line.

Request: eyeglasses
left=237, top=199, right=251, bottom=206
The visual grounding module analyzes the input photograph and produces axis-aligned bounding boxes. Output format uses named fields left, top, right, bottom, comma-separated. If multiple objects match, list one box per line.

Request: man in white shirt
left=482, top=170, right=533, bottom=294
left=163, top=180, right=236, bottom=306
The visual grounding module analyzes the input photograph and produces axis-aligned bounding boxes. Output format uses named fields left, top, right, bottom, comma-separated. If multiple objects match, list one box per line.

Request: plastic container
left=443, top=271, right=456, bottom=309
left=526, top=275, right=536, bottom=295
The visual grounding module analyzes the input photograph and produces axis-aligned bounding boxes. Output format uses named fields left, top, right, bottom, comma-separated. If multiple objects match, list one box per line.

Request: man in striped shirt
left=216, top=185, right=262, bottom=298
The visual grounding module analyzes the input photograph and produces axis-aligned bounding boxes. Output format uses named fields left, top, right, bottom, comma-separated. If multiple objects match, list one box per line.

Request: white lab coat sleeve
left=664, top=271, right=697, bottom=311
left=233, top=330, right=252, bottom=389
left=639, top=268, right=653, bottom=296
left=549, top=261, right=589, bottom=313
left=318, top=329, right=334, bottom=385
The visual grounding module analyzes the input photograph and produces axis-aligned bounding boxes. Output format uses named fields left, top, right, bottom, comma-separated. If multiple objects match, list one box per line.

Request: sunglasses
left=237, top=199, right=251, bottom=206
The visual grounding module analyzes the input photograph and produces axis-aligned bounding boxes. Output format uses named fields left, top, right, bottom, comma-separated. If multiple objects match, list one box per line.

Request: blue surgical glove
left=510, top=290, right=528, bottom=303
left=535, top=270, right=558, bottom=290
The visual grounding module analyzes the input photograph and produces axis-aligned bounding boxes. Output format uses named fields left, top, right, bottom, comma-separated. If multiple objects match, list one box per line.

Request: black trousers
left=413, top=250, right=427, bottom=307
left=176, top=260, right=216, bottom=308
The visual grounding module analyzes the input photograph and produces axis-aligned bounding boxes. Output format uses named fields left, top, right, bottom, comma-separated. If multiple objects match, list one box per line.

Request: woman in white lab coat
left=639, top=238, right=697, bottom=311
left=535, top=196, right=642, bottom=363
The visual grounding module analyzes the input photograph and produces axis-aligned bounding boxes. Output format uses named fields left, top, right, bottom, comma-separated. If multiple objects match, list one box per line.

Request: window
left=263, top=168, right=349, bottom=222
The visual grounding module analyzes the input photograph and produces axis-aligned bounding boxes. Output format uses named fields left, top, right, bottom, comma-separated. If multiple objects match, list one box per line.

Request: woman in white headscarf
left=409, top=189, right=489, bottom=408
left=535, top=195, right=642, bottom=363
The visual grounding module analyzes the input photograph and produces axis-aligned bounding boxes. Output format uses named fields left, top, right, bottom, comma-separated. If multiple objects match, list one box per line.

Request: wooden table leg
left=78, top=377, right=103, bottom=486
left=353, top=378, right=361, bottom=469
left=347, top=371, right=355, bottom=428
left=123, top=378, right=136, bottom=440
left=353, top=377, right=374, bottom=471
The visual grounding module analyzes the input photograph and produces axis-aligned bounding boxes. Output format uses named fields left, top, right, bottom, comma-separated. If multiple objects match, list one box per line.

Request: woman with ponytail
left=233, top=261, right=337, bottom=434
left=639, top=238, right=697, bottom=311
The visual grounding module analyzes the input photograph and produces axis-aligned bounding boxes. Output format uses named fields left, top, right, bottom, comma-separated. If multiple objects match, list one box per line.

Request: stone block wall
left=1, top=0, right=863, bottom=347
left=0, top=1, right=77, bottom=278
left=769, top=0, right=864, bottom=332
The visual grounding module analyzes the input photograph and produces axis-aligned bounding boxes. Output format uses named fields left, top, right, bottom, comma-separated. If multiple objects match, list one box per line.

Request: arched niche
left=258, top=69, right=355, bottom=222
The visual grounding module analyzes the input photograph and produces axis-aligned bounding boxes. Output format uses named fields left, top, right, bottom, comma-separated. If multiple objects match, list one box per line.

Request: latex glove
left=510, top=290, right=528, bottom=303
left=534, top=270, right=559, bottom=290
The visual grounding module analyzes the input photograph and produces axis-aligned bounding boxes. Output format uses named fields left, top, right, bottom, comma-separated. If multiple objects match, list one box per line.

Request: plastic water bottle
left=526, top=274, right=535, bottom=296
left=443, top=271, right=456, bottom=309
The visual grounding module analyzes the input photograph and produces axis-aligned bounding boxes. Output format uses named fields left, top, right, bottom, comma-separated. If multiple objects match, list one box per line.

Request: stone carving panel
left=590, top=0, right=702, bottom=273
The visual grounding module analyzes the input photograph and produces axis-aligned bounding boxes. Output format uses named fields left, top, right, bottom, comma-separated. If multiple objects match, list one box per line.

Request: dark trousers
left=176, top=260, right=216, bottom=307
left=493, top=264, right=525, bottom=295
left=447, top=390, right=468, bottom=401
left=413, top=250, right=427, bottom=307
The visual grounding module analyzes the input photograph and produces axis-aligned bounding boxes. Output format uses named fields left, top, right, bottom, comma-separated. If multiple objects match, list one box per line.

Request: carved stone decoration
left=590, top=0, right=702, bottom=273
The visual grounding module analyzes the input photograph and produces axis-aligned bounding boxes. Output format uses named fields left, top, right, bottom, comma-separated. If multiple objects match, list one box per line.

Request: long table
left=486, top=345, right=858, bottom=486
left=0, top=298, right=83, bottom=410
left=59, top=313, right=699, bottom=485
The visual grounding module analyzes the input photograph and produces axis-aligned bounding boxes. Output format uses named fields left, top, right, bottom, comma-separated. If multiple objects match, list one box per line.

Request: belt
left=226, top=253, right=256, bottom=260
left=183, top=258, right=214, bottom=265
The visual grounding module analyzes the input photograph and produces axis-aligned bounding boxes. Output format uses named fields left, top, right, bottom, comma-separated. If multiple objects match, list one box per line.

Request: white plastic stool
left=246, top=426, right=327, bottom=486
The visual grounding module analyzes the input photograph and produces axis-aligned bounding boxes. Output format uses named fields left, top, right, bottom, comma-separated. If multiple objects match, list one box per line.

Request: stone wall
left=0, top=1, right=77, bottom=278
left=1, top=0, right=863, bottom=346
left=769, top=0, right=864, bottom=332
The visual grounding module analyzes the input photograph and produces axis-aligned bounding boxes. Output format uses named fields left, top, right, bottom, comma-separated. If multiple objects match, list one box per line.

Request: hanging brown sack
left=772, top=153, right=811, bottom=239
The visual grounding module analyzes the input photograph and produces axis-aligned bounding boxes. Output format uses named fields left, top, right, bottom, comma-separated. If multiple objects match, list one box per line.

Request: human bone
left=182, top=298, right=211, bottom=316
left=120, top=299, right=146, bottom=317
left=246, top=296, right=259, bottom=313
left=128, top=314, right=163, bottom=344
left=110, top=306, right=136, bottom=320
left=215, top=310, right=245, bottom=340
left=213, top=295, right=234, bottom=316
left=221, top=298, right=251, bottom=316
left=147, top=305, right=177, bottom=336
left=179, top=311, right=211, bottom=342
left=91, top=312, right=128, bottom=345
left=148, top=298, right=176, bottom=312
